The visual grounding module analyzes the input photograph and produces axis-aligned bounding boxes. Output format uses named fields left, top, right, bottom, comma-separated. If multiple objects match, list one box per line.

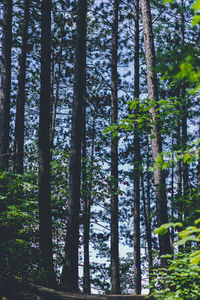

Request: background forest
left=0, top=0, right=200, bottom=298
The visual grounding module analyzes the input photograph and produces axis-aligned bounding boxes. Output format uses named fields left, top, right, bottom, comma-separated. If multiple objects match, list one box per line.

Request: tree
left=133, top=0, right=141, bottom=294
left=50, top=27, right=65, bottom=154
left=0, top=0, right=12, bottom=170
left=61, top=0, right=87, bottom=291
left=0, top=0, right=200, bottom=294
left=38, top=0, right=54, bottom=283
left=110, top=0, right=120, bottom=294
left=13, top=0, right=30, bottom=174
left=82, top=107, right=96, bottom=293
left=180, top=0, right=189, bottom=220
left=141, top=137, right=153, bottom=282
left=140, top=0, right=171, bottom=259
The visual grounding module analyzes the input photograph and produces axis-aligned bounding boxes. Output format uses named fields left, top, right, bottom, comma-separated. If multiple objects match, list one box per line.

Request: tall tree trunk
left=142, top=137, right=153, bottom=284
left=140, top=0, right=171, bottom=259
left=50, top=36, right=64, bottom=153
left=171, top=138, right=175, bottom=244
left=133, top=0, right=141, bottom=294
left=49, top=52, right=55, bottom=158
left=176, top=102, right=182, bottom=220
left=182, top=95, right=188, bottom=211
left=110, top=0, right=120, bottom=294
left=61, top=0, right=87, bottom=291
left=83, top=111, right=96, bottom=294
left=174, top=23, right=183, bottom=222
left=13, top=0, right=30, bottom=174
left=176, top=109, right=184, bottom=251
left=180, top=0, right=189, bottom=219
left=146, top=138, right=153, bottom=274
left=0, top=0, right=12, bottom=170
left=38, top=0, right=54, bottom=283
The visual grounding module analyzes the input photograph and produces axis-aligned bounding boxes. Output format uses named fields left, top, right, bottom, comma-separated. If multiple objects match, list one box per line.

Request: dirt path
left=0, top=277, right=152, bottom=300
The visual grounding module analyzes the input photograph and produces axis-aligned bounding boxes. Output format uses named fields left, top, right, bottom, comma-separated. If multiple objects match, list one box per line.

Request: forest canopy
left=0, top=0, right=200, bottom=298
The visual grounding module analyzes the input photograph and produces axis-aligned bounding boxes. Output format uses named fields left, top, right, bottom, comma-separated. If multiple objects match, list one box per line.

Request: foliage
left=0, top=171, right=39, bottom=279
left=150, top=253, right=200, bottom=299
left=0, top=0, right=200, bottom=293
left=152, top=217, right=200, bottom=299
left=120, top=253, right=134, bottom=294
left=0, top=150, right=70, bottom=281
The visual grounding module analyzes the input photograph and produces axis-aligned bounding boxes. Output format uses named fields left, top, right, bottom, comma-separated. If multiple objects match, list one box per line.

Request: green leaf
left=192, top=0, right=200, bottom=12
left=195, top=218, right=200, bottom=224
left=161, top=162, right=170, bottom=170
left=15, top=239, right=29, bottom=245
left=154, top=223, right=182, bottom=236
left=192, top=15, right=200, bottom=26
left=190, top=250, right=200, bottom=258
left=154, top=227, right=168, bottom=236
left=190, top=256, right=200, bottom=265
left=161, top=254, right=173, bottom=258
left=183, top=153, right=191, bottom=163
left=179, top=226, right=200, bottom=239
left=176, top=236, right=200, bottom=246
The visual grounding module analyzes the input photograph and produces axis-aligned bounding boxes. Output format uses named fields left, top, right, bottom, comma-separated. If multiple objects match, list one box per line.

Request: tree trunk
left=38, top=0, right=54, bottom=283
left=140, top=0, right=171, bottom=259
left=180, top=0, right=189, bottom=219
left=176, top=105, right=182, bottom=219
left=50, top=35, right=64, bottom=153
left=176, top=108, right=184, bottom=251
left=133, top=0, right=141, bottom=294
left=182, top=94, right=188, bottom=211
left=142, top=137, right=153, bottom=284
left=50, top=52, right=55, bottom=152
left=61, top=0, right=87, bottom=291
left=0, top=0, right=12, bottom=170
left=171, top=138, right=175, bottom=244
left=82, top=111, right=96, bottom=294
left=13, top=0, right=30, bottom=174
left=110, top=0, right=120, bottom=294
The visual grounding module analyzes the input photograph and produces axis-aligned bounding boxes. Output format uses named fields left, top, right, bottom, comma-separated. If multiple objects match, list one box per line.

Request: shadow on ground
left=0, top=277, right=154, bottom=300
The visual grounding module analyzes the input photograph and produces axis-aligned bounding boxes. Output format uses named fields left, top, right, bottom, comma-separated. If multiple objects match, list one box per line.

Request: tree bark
left=171, top=138, right=175, bottom=244
left=140, top=0, right=171, bottom=259
left=13, top=0, right=30, bottom=174
left=180, top=0, right=189, bottom=219
left=0, top=0, right=12, bottom=170
left=50, top=35, right=64, bottom=154
left=176, top=103, right=182, bottom=219
left=146, top=139, right=153, bottom=269
left=82, top=110, right=96, bottom=294
left=110, top=0, right=120, bottom=294
left=38, top=0, right=54, bottom=283
left=141, top=137, right=153, bottom=284
left=133, top=0, right=141, bottom=294
left=61, top=0, right=87, bottom=291
left=182, top=95, right=188, bottom=208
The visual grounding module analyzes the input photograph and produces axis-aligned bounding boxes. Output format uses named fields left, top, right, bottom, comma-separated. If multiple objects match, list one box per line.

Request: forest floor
left=0, top=277, right=153, bottom=300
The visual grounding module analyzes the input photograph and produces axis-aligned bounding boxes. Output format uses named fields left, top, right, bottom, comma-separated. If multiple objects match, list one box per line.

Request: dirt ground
left=0, top=277, right=153, bottom=300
